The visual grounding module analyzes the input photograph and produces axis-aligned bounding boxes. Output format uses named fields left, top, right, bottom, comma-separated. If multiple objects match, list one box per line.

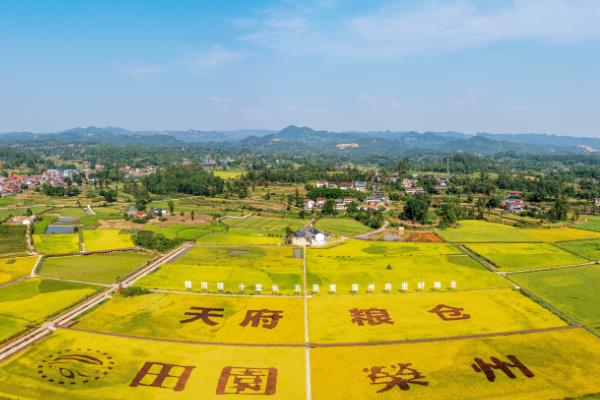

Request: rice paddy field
left=314, top=217, right=371, bottom=237
left=437, top=220, right=534, bottom=242
left=576, top=216, right=600, bottom=232
left=521, top=228, right=600, bottom=242
left=466, top=242, right=588, bottom=271
left=76, top=292, right=304, bottom=344
left=3, top=218, right=600, bottom=399
left=222, top=215, right=306, bottom=232
left=39, top=253, right=153, bottom=284
left=137, top=245, right=304, bottom=294
left=311, top=328, right=600, bottom=400
left=33, top=233, right=80, bottom=255
left=0, top=278, right=99, bottom=342
left=555, top=239, right=600, bottom=261
left=307, top=240, right=510, bottom=292
left=0, top=225, right=28, bottom=255
left=0, top=256, right=37, bottom=285
left=510, top=265, right=600, bottom=335
left=195, top=227, right=283, bottom=244
left=83, top=229, right=135, bottom=252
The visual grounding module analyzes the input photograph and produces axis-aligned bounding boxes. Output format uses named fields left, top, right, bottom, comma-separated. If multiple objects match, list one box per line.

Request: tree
left=322, top=199, right=336, bottom=215
left=438, top=198, right=458, bottom=227
left=402, top=194, right=431, bottom=224
left=548, top=196, right=569, bottom=222
left=167, top=200, right=175, bottom=214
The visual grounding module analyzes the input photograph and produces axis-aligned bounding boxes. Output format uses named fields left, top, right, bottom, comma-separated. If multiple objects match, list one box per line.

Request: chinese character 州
left=472, top=355, right=534, bottom=382
left=363, top=363, right=429, bottom=393
left=350, top=308, right=394, bottom=326
left=180, top=307, right=224, bottom=325
left=216, top=366, right=278, bottom=395
left=239, top=309, right=284, bottom=329
left=129, top=361, right=195, bottom=392
left=428, top=304, right=471, bottom=321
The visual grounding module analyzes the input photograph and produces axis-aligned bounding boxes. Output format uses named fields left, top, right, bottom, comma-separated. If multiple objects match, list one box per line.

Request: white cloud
left=121, top=65, right=166, bottom=80
left=187, top=45, right=246, bottom=71
left=238, top=0, right=600, bottom=59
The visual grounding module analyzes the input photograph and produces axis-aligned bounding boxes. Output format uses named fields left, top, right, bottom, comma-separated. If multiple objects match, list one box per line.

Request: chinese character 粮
left=350, top=308, right=394, bottom=326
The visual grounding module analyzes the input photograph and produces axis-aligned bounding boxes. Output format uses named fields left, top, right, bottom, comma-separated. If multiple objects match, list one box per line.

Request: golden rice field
left=0, top=256, right=37, bottom=285
left=311, top=328, right=600, bottom=400
left=83, top=229, right=135, bottom=252
left=76, top=292, right=305, bottom=344
left=308, top=289, right=564, bottom=344
left=33, top=233, right=80, bottom=255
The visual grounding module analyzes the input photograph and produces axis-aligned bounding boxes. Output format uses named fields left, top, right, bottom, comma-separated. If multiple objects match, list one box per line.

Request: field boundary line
left=57, top=324, right=577, bottom=349
left=36, top=276, right=113, bottom=287
left=30, top=255, right=43, bottom=277
left=501, top=261, right=598, bottom=275
left=302, top=244, right=312, bottom=400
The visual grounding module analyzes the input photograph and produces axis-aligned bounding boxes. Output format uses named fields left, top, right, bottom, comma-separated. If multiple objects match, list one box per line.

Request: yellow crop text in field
left=308, top=289, right=565, bottom=344
left=311, top=328, right=600, bottom=400
left=76, top=292, right=304, bottom=344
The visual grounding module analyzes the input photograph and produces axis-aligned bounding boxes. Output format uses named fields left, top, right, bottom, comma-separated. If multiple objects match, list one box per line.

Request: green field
left=307, top=240, right=509, bottom=292
left=83, top=229, right=135, bottom=252
left=577, top=216, right=600, bottom=232
left=223, top=216, right=306, bottom=232
left=556, top=239, right=600, bottom=261
left=511, top=265, right=600, bottom=335
left=0, top=278, right=98, bottom=342
left=137, top=245, right=303, bottom=294
left=33, top=233, right=80, bottom=255
left=0, top=225, right=27, bottom=255
left=314, top=217, right=371, bottom=237
left=196, top=227, right=283, bottom=244
left=437, top=220, right=534, bottom=242
left=0, top=256, right=37, bottom=285
left=40, top=253, right=153, bottom=284
left=78, top=207, right=124, bottom=228
left=144, top=223, right=218, bottom=240
left=467, top=242, right=588, bottom=271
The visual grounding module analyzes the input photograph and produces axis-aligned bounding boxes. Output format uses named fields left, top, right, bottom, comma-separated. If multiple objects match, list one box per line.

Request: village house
left=335, top=199, right=347, bottom=211
left=315, top=198, right=327, bottom=208
left=303, top=199, right=315, bottom=210
left=315, top=180, right=328, bottom=188
left=401, top=177, right=417, bottom=189
left=291, top=229, right=327, bottom=246
left=405, top=187, right=425, bottom=195
left=353, top=181, right=368, bottom=192
left=501, top=197, right=524, bottom=212
left=343, top=196, right=357, bottom=205
left=595, top=198, right=600, bottom=207
left=365, top=194, right=388, bottom=207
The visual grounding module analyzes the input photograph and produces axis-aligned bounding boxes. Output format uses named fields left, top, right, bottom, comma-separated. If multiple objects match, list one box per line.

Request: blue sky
left=1, top=0, right=600, bottom=136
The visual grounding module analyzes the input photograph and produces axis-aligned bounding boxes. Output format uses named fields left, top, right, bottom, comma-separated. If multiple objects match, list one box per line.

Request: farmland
left=39, top=253, right=153, bottom=284
left=577, top=216, right=600, bottom=232
left=521, top=228, right=600, bottom=242
left=309, top=288, right=564, bottom=344
left=0, top=279, right=99, bottom=342
left=314, top=217, right=371, bottom=237
left=0, top=225, right=27, bottom=254
left=83, top=229, right=135, bottom=251
left=76, top=292, right=305, bottom=344
left=511, top=265, right=600, bottom=335
left=33, top=233, right=80, bottom=255
left=466, top=242, right=588, bottom=271
left=137, top=245, right=304, bottom=294
left=311, top=328, right=600, bottom=400
left=307, top=240, right=509, bottom=292
left=437, top=220, right=534, bottom=242
left=0, top=256, right=37, bottom=285
left=222, top=215, right=306, bottom=232
left=555, top=239, right=600, bottom=261
left=195, top=227, right=283, bottom=244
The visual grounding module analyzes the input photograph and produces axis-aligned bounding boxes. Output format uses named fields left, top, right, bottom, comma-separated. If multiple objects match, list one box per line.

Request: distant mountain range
left=1, top=125, right=599, bottom=155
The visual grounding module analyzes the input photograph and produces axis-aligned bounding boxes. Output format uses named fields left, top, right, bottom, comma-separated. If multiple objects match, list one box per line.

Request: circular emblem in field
left=37, top=348, right=115, bottom=385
